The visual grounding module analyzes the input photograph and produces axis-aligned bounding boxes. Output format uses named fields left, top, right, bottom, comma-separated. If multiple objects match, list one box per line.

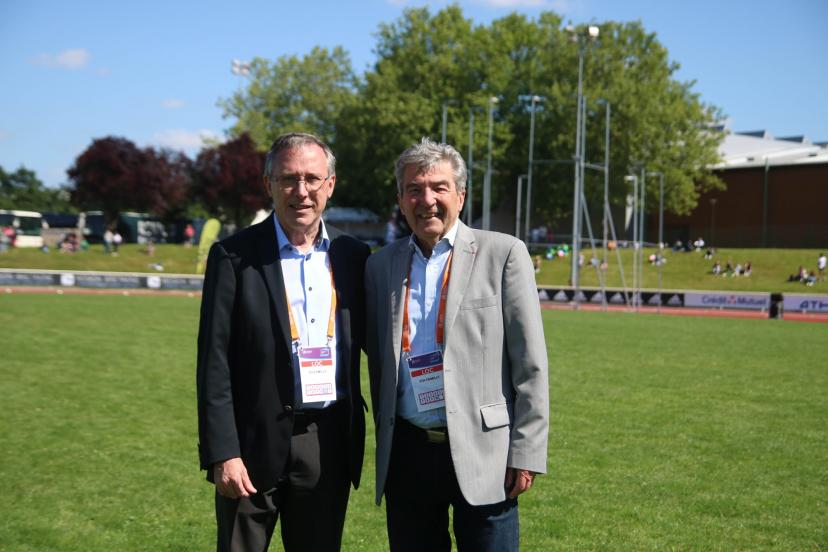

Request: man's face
left=266, top=144, right=335, bottom=238
left=398, top=161, right=465, bottom=249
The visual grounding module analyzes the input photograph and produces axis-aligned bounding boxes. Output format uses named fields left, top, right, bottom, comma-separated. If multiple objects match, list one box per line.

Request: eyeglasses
left=270, top=174, right=330, bottom=192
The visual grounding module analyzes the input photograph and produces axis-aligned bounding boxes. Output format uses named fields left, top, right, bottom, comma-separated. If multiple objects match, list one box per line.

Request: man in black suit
left=197, top=132, right=370, bottom=551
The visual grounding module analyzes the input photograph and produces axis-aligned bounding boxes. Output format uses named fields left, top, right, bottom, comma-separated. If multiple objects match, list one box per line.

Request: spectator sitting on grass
left=712, top=261, right=721, bottom=275
left=704, top=248, right=714, bottom=259
left=818, top=253, right=826, bottom=281
left=805, top=269, right=817, bottom=287
left=732, top=263, right=743, bottom=277
left=744, top=261, right=752, bottom=277
left=723, top=261, right=734, bottom=276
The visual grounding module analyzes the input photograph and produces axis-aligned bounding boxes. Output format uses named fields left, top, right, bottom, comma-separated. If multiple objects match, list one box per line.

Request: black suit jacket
left=197, top=215, right=370, bottom=491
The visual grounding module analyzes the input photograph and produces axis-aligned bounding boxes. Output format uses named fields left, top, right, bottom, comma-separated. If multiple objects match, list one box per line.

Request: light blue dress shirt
left=396, top=222, right=459, bottom=428
left=273, top=214, right=342, bottom=409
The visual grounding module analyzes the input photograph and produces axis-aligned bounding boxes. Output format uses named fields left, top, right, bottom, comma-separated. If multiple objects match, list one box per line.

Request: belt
left=293, top=400, right=345, bottom=423
left=396, top=416, right=449, bottom=444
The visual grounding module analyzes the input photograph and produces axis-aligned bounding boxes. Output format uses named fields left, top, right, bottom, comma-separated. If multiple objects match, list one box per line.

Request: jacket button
left=285, top=405, right=293, bottom=412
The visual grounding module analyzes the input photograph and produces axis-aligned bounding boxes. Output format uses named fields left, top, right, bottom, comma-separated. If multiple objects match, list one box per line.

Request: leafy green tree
left=219, top=46, right=358, bottom=149
left=0, top=166, right=74, bottom=212
left=223, top=6, right=724, bottom=222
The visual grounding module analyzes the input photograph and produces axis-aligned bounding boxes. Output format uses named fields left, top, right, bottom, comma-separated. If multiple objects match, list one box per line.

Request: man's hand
left=504, top=468, right=536, bottom=499
left=213, top=457, right=258, bottom=499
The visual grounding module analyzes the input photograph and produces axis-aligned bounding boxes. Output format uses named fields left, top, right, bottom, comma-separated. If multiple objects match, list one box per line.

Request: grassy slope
left=0, top=295, right=826, bottom=550
left=2, top=244, right=827, bottom=294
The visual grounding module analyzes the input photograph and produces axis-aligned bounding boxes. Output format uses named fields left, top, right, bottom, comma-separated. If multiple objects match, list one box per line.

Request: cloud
left=150, top=129, right=223, bottom=152
left=161, top=99, right=186, bottom=109
left=33, top=48, right=90, bottom=69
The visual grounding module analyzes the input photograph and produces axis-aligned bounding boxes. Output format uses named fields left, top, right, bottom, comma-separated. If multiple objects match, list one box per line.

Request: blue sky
left=1, top=0, right=826, bottom=188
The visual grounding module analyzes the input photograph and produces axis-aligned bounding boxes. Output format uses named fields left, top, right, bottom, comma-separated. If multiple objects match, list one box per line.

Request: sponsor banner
left=0, top=272, right=58, bottom=286
left=783, top=294, right=828, bottom=314
left=684, top=292, right=770, bottom=311
left=158, top=276, right=203, bottom=291
left=0, top=269, right=203, bottom=291
left=75, top=274, right=143, bottom=288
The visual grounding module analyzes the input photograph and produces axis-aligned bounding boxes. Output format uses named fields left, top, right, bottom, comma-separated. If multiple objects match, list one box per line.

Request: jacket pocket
left=480, top=402, right=512, bottom=429
left=460, top=294, right=498, bottom=310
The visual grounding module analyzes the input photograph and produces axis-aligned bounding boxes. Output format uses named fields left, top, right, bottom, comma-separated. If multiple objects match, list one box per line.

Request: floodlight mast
left=624, top=174, right=639, bottom=310
left=566, top=23, right=599, bottom=308
left=483, top=96, right=499, bottom=231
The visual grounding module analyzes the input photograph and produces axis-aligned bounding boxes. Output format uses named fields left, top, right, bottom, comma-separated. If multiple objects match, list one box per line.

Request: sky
left=1, top=0, right=826, bottom=188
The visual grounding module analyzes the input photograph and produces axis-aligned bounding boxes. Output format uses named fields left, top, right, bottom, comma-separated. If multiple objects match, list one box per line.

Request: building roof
left=714, top=129, right=828, bottom=169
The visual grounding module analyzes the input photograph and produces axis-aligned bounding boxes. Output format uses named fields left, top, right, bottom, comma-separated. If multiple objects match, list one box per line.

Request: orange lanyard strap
left=286, top=259, right=337, bottom=345
left=401, top=250, right=453, bottom=354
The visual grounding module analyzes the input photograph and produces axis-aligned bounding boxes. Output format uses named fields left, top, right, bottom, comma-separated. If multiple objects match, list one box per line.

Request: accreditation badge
left=407, top=350, right=446, bottom=412
left=297, top=346, right=337, bottom=403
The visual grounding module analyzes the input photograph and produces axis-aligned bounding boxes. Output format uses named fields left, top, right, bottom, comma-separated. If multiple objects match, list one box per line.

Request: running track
left=5, top=286, right=828, bottom=324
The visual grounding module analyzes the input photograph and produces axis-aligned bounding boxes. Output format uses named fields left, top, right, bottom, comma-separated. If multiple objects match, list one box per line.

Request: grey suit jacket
left=365, top=221, right=549, bottom=506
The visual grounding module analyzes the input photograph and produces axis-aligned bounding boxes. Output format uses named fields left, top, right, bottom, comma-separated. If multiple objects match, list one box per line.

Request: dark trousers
left=385, top=418, right=519, bottom=552
left=215, top=405, right=351, bottom=552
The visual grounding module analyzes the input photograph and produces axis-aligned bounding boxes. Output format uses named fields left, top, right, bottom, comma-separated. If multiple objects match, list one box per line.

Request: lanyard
left=285, top=257, right=337, bottom=346
left=401, top=250, right=453, bottom=353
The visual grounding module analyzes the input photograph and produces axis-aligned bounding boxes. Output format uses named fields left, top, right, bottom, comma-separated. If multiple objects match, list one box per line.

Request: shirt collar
left=408, top=220, right=459, bottom=258
left=273, top=212, right=329, bottom=252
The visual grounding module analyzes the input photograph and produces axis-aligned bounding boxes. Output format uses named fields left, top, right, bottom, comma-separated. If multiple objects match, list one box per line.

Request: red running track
left=4, top=286, right=828, bottom=324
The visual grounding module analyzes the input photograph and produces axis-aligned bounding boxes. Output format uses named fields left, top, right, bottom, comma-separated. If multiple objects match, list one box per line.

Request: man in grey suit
left=365, top=138, right=549, bottom=551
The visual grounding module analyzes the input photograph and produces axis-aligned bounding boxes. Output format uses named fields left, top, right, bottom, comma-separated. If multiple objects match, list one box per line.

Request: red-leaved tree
left=192, top=133, right=268, bottom=228
left=67, top=136, right=191, bottom=225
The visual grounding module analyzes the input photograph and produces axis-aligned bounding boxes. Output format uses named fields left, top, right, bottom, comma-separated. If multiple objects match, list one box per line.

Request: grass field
left=2, top=244, right=827, bottom=294
left=1, top=294, right=826, bottom=550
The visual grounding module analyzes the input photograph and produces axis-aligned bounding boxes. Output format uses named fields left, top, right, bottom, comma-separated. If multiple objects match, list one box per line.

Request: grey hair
left=394, top=137, right=467, bottom=195
left=264, top=132, right=336, bottom=179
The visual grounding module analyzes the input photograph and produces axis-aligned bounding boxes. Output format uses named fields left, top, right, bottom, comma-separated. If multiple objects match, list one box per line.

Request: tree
left=192, top=133, right=268, bottom=228
left=67, top=137, right=192, bottom=224
left=0, top=165, right=74, bottom=212
left=223, top=7, right=724, bottom=221
left=219, top=46, right=358, bottom=149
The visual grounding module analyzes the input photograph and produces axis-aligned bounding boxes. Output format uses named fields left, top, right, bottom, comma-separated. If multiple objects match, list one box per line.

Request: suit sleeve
left=196, top=241, right=241, bottom=470
left=364, top=256, right=381, bottom=425
left=502, top=239, right=549, bottom=474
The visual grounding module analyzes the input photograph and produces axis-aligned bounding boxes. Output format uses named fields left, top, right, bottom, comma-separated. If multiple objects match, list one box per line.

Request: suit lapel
left=256, top=215, right=293, bottom=354
left=444, top=222, right=477, bottom=342
left=328, top=236, right=352, bottom=369
left=390, top=240, right=412, bottom=375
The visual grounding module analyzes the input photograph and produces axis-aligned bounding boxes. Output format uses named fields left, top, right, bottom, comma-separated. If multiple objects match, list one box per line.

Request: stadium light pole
left=648, top=171, right=664, bottom=311
left=522, top=94, right=543, bottom=243
left=441, top=100, right=457, bottom=144
left=624, top=174, right=639, bottom=310
left=466, top=108, right=476, bottom=226
left=231, top=59, right=251, bottom=86
left=483, top=96, right=499, bottom=231
left=566, top=23, right=599, bottom=304
left=516, top=174, right=527, bottom=238
left=596, top=99, right=611, bottom=268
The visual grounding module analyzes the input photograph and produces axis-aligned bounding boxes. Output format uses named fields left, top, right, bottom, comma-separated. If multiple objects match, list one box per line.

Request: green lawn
left=2, top=244, right=827, bottom=294
left=0, top=243, right=200, bottom=275
left=0, top=294, right=826, bottom=550
left=533, top=247, right=827, bottom=294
